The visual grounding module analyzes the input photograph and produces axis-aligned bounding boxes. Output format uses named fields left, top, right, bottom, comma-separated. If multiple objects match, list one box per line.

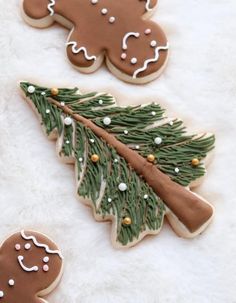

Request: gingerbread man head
left=0, top=230, right=63, bottom=303
left=22, top=0, right=169, bottom=84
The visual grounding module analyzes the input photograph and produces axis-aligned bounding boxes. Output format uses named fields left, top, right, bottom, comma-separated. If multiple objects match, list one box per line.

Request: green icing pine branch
left=20, top=82, right=215, bottom=248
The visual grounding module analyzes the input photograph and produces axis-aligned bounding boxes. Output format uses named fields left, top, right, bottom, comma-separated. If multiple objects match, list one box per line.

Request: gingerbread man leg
left=66, top=28, right=104, bottom=73
left=22, top=0, right=55, bottom=28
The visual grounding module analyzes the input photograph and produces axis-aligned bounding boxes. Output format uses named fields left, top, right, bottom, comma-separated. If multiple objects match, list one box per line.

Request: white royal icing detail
left=27, top=86, right=35, bottom=94
left=0, top=291, right=4, bottom=298
left=48, top=0, right=56, bottom=16
left=67, top=41, right=96, bottom=61
left=122, top=32, right=140, bottom=50
left=18, top=256, right=39, bottom=272
left=43, top=256, right=50, bottom=263
left=8, top=279, right=15, bottom=287
left=145, top=0, right=152, bottom=12
left=21, top=230, right=63, bottom=259
left=24, top=243, right=31, bottom=250
left=118, top=183, right=127, bottom=192
left=109, top=16, right=116, bottom=23
left=133, top=43, right=169, bottom=79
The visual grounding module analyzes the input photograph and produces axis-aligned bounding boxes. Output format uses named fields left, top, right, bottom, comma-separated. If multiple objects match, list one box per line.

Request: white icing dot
left=150, top=40, right=157, bottom=47
left=61, top=102, right=65, bottom=107
left=118, top=183, right=127, bottom=192
left=109, top=16, right=116, bottom=23
left=43, top=265, right=49, bottom=272
left=43, top=256, right=50, bottom=263
left=41, top=91, right=46, bottom=96
left=124, top=130, right=129, bottom=135
left=151, top=111, right=156, bottom=116
left=114, top=159, right=119, bottom=163
left=66, top=140, right=70, bottom=144
left=8, top=279, right=15, bottom=286
left=90, top=139, right=95, bottom=143
left=15, top=244, right=21, bottom=251
left=98, top=99, right=103, bottom=105
left=144, top=194, right=149, bottom=200
left=101, top=8, right=108, bottom=15
left=131, top=57, right=138, bottom=65
left=108, top=198, right=112, bottom=203
left=0, top=291, right=4, bottom=298
left=145, top=28, right=151, bottom=35
left=64, top=117, right=73, bottom=126
left=27, top=86, right=35, bottom=94
left=154, top=137, right=162, bottom=145
left=25, top=243, right=31, bottom=250
left=91, top=0, right=98, bottom=4
left=121, top=53, right=127, bottom=60
left=79, top=158, right=83, bottom=162
left=103, top=117, right=111, bottom=126
left=169, top=121, right=174, bottom=126
left=46, top=109, right=50, bottom=114
left=175, top=167, right=180, bottom=174
left=135, top=145, right=140, bottom=149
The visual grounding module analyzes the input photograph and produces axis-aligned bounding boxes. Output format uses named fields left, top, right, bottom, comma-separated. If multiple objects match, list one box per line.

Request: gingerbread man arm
left=66, top=28, right=104, bottom=72
left=22, top=0, right=55, bottom=28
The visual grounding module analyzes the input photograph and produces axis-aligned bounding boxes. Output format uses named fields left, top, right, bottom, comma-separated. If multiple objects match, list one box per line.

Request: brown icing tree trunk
left=50, top=98, right=213, bottom=233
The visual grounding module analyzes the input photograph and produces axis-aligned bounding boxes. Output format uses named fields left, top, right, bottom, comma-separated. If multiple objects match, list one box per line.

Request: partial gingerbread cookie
left=21, top=0, right=169, bottom=84
left=20, top=82, right=215, bottom=248
left=0, top=230, right=63, bottom=303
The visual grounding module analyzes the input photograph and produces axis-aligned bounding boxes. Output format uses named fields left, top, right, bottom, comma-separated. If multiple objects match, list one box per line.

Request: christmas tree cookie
left=21, top=0, right=169, bottom=84
left=0, top=230, right=63, bottom=303
left=20, top=82, right=215, bottom=248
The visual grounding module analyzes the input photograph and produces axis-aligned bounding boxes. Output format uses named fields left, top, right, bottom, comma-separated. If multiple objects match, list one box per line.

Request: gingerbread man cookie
left=21, top=0, right=169, bottom=84
left=0, top=230, right=63, bottom=303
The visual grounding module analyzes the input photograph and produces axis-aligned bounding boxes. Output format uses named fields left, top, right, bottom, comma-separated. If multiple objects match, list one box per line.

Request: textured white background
left=0, top=0, right=236, bottom=302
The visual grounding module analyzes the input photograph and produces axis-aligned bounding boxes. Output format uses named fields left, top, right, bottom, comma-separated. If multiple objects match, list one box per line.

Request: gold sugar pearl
left=91, top=154, right=100, bottom=163
left=51, top=88, right=59, bottom=96
left=122, top=217, right=132, bottom=226
left=191, top=158, right=200, bottom=166
left=147, top=154, right=155, bottom=163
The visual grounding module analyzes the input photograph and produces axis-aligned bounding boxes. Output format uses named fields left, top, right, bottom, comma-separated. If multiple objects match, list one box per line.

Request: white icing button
left=8, top=279, right=15, bottom=287
left=24, top=243, right=31, bottom=250
left=103, top=117, right=111, bottom=126
left=144, top=194, right=149, bottom=200
left=90, top=139, right=95, bottom=143
left=79, top=158, right=83, bottom=162
left=43, top=265, right=49, bottom=272
left=99, top=99, right=103, bottom=105
left=118, top=183, right=127, bottom=192
left=150, top=40, right=157, bottom=47
left=145, top=28, right=151, bottom=35
left=61, top=102, right=65, bottom=107
left=64, top=117, right=73, bottom=126
left=101, top=8, right=108, bottom=15
left=151, top=111, right=156, bottom=116
left=107, top=198, right=112, bottom=203
left=15, top=244, right=21, bottom=251
left=43, top=256, right=50, bottom=263
left=175, top=167, right=180, bottom=174
left=91, top=0, right=98, bottom=4
left=109, top=16, right=115, bottom=23
left=66, top=140, right=70, bottom=144
left=154, top=137, right=162, bottom=145
left=131, top=58, right=137, bottom=64
left=46, top=109, right=51, bottom=114
left=124, top=130, right=128, bottom=135
left=0, top=291, right=4, bottom=298
left=27, top=86, right=35, bottom=94
left=121, top=53, right=127, bottom=60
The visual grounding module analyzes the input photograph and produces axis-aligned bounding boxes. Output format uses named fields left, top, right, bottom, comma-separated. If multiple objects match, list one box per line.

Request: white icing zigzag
left=122, top=32, right=140, bottom=50
left=66, top=41, right=97, bottom=61
left=21, top=230, right=63, bottom=259
left=48, top=0, right=56, bottom=16
left=133, top=42, right=169, bottom=79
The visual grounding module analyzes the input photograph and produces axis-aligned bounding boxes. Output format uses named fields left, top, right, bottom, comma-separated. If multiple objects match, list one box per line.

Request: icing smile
left=17, top=255, right=39, bottom=272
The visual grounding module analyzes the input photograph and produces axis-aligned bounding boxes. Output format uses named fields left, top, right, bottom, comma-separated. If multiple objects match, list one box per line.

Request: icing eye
left=43, top=256, right=49, bottom=263
left=24, top=243, right=31, bottom=250
left=15, top=244, right=21, bottom=251
left=43, top=265, right=49, bottom=272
